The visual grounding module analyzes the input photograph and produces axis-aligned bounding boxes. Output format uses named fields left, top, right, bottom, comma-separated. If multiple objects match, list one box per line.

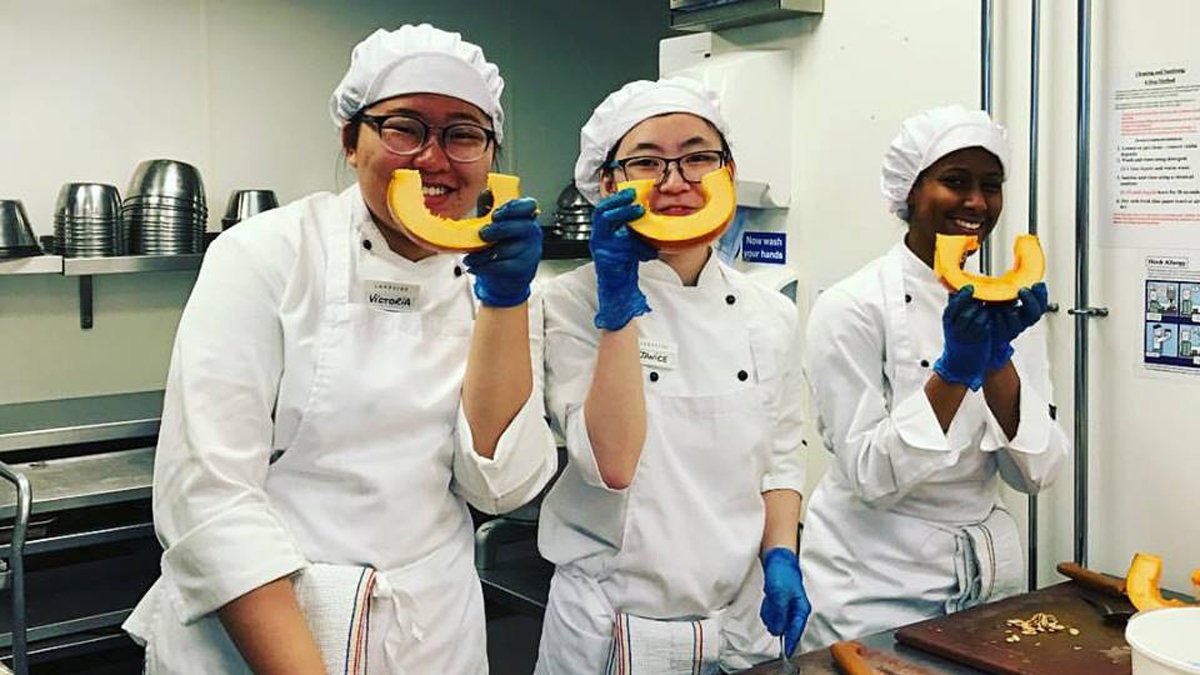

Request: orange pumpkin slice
left=617, top=167, right=736, bottom=250
left=933, top=234, right=1045, bottom=302
left=386, top=169, right=522, bottom=252
left=1126, top=553, right=1199, bottom=611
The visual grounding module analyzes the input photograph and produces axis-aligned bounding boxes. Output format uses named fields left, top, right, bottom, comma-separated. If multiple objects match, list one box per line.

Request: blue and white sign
left=741, top=231, right=787, bottom=264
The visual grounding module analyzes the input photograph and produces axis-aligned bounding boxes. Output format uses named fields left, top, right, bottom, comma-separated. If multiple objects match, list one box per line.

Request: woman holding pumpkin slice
left=797, top=104, right=1069, bottom=651
left=122, top=24, right=556, bottom=674
left=536, top=77, right=810, bottom=673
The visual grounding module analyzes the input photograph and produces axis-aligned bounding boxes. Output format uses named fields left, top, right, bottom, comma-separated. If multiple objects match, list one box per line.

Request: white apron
left=536, top=263, right=783, bottom=673
left=798, top=244, right=1024, bottom=651
left=127, top=196, right=488, bottom=674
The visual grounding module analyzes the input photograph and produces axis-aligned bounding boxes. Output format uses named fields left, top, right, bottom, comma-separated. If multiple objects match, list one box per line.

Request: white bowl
left=1126, top=607, right=1200, bottom=674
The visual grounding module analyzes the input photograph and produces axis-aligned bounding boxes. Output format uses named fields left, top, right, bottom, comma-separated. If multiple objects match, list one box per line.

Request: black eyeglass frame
left=604, top=149, right=731, bottom=185
left=355, top=112, right=498, bottom=162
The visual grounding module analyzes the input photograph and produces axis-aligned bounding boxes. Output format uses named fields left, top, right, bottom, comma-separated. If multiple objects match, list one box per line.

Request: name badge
left=638, top=338, right=678, bottom=370
left=365, top=280, right=420, bottom=313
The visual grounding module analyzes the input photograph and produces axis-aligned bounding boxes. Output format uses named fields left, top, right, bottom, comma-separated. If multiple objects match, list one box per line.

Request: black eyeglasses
left=606, top=150, right=728, bottom=185
left=357, top=113, right=496, bottom=163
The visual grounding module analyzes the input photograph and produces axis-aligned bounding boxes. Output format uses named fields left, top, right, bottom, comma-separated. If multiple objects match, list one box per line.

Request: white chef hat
left=574, top=77, right=730, bottom=205
left=880, top=104, right=1009, bottom=218
left=329, top=24, right=505, bottom=143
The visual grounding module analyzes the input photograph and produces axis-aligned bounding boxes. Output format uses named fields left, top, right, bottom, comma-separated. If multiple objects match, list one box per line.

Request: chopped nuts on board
left=1002, top=612, right=1081, bottom=644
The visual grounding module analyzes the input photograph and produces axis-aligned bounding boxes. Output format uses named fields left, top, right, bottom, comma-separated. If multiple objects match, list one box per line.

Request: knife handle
left=1057, top=561, right=1127, bottom=597
left=831, top=641, right=880, bottom=675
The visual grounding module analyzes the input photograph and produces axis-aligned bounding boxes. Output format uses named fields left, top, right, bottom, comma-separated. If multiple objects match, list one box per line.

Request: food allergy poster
left=1143, top=254, right=1200, bottom=376
left=1104, top=63, right=1200, bottom=249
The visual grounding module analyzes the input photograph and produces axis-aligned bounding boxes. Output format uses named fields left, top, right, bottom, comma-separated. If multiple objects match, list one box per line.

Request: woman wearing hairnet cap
left=121, top=24, right=556, bottom=674
left=797, top=105, right=1069, bottom=650
left=535, top=77, right=810, bottom=673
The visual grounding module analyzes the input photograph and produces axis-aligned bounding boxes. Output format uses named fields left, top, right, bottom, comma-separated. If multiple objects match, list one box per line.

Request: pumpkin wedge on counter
left=1125, top=552, right=1200, bottom=611
left=618, top=166, right=736, bottom=250
left=386, top=169, right=522, bottom=252
left=933, top=233, right=1045, bottom=302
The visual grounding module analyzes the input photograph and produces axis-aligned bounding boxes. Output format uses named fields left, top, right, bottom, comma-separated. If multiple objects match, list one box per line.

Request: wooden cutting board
left=895, top=582, right=1133, bottom=674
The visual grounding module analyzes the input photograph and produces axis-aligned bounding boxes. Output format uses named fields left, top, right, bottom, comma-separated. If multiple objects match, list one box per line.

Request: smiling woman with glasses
left=123, top=24, right=556, bottom=675
left=534, top=78, right=810, bottom=674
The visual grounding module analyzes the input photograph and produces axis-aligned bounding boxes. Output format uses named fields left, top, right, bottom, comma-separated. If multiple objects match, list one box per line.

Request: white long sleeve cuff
left=452, top=391, right=557, bottom=515
left=161, top=494, right=307, bottom=624
left=981, top=367, right=1053, bottom=455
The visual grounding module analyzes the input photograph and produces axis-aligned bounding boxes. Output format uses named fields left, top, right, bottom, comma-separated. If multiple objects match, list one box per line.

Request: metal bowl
left=0, top=199, right=41, bottom=258
left=222, top=189, right=279, bottom=229
left=126, top=159, right=207, bottom=204
left=55, top=183, right=121, bottom=220
left=555, top=181, right=592, bottom=211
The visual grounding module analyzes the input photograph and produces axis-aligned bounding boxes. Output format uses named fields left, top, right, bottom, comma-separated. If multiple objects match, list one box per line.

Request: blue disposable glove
left=589, top=188, right=657, bottom=331
left=985, top=282, right=1049, bottom=371
left=933, top=285, right=992, bottom=391
left=760, top=547, right=811, bottom=658
left=464, top=198, right=542, bottom=308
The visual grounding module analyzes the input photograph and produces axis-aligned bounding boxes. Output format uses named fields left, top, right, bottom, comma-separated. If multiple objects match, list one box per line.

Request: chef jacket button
left=649, top=371, right=659, bottom=383
left=726, top=294, right=736, bottom=305
left=737, top=369, right=748, bottom=381
left=362, top=239, right=373, bottom=250
left=454, top=266, right=463, bottom=277
left=920, top=359, right=930, bottom=368
left=905, top=293, right=913, bottom=303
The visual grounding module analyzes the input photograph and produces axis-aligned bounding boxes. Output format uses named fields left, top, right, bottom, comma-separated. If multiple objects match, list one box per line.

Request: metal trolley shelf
left=0, top=447, right=156, bottom=674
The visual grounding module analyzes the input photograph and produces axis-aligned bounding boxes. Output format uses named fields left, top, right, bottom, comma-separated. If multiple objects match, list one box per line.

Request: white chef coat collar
left=894, top=239, right=942, bottom=292
left=639, top=247, right=722, bottom=288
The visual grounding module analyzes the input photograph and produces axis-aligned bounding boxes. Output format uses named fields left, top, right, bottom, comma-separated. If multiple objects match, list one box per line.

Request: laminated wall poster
left=1142, top=254, right=1200, bottom=376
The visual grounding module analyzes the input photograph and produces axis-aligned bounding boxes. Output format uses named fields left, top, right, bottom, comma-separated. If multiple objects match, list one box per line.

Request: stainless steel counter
left=0, top=392, right=162, bottom=455
left=0, top=447, right=154, bottom=519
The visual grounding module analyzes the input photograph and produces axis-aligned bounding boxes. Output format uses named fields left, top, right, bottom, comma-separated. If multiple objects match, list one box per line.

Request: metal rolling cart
left=0, top=462, right=31, bottom=675
left=0, top=392, right=162, bottom=673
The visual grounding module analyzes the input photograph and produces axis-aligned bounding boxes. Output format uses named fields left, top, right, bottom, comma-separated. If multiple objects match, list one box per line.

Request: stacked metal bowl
left=121, top=159, right=208, bottom=255
left=0, top=200, right=42, bottom=259
left=551, top=181, right=593, bottom=240
left=222, top=189, right=279, bottom=229
left=54, top=183, right=121, bottom=257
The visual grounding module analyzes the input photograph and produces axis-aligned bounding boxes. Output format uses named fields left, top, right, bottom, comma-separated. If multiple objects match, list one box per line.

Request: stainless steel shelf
left=0, top=256, right=62, bottom=276
left=0, top=545, right=159, bottom=651
left=477, top=536, right=552, bottom=619
left=62, top=254, right=202, bottom=276
left=0, top=447, right=155, bottom=519
left=0, top=392, right=162, bottom=455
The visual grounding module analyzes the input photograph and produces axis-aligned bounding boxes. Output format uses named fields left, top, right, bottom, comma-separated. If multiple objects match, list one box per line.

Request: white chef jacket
left=535, top=253, right=806, bottom=672
left=123, top=184, right=557, bottom=674
left=798, top=240, right=1069, bottom=651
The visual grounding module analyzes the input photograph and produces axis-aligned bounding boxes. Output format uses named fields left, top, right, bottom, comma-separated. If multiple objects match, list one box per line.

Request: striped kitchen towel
left=606, top=612, right=721, bottom=675
left=293, top=563, right=377, bottom=675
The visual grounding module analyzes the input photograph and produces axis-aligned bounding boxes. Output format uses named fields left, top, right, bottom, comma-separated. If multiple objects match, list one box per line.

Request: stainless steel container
left=222, top=189, right=279, bottom=229
left=0, top=200, right=42, bottom=259
left=54, top=183, right=121, bottom=257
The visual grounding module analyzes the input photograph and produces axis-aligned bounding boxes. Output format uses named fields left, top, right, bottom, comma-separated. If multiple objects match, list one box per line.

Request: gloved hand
left=985, top=282, right=1049, bottom=371
left=933, top=285, right=992, bottom=391
left=464, top=198, right=542, bottom=308
left=589, top=188, right=657, bottom=331
left=760, top=547, right=811, bottom=658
